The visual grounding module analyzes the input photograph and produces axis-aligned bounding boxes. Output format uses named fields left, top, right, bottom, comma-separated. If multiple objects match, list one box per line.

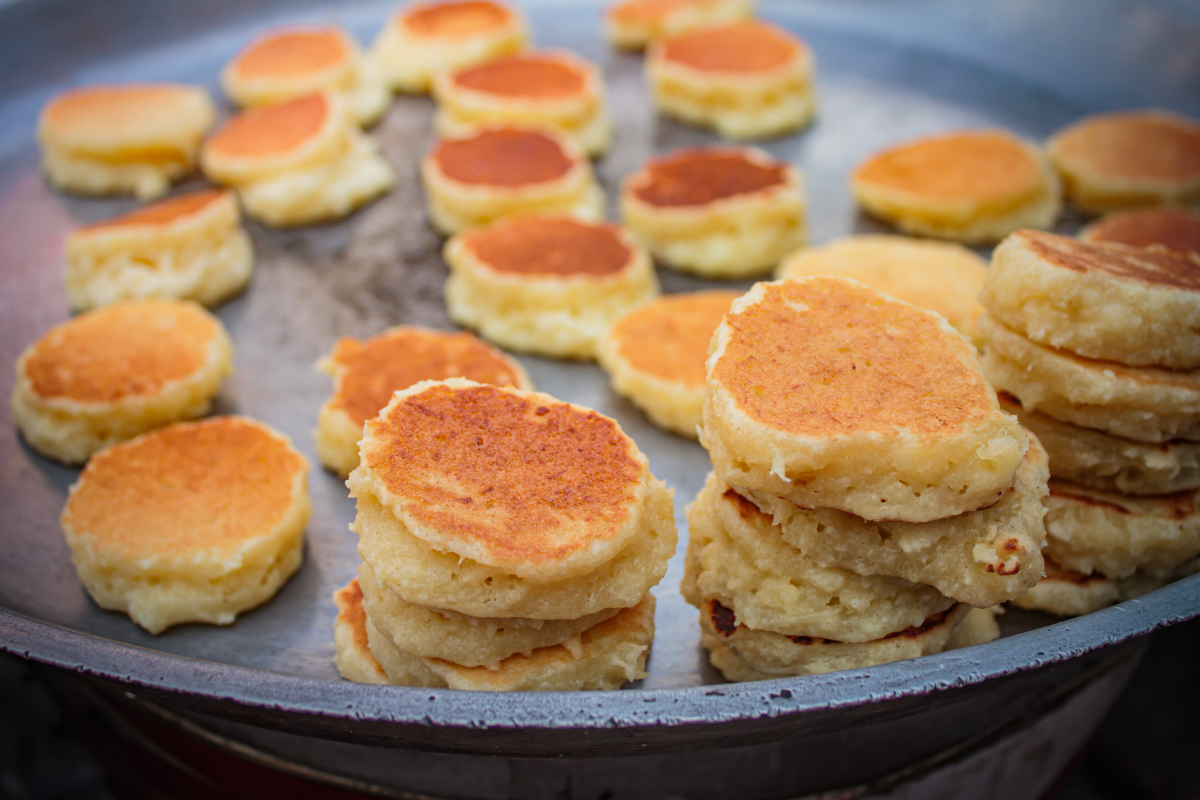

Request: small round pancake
left=682, top=473, right=954, bottom=643
left=1047, top=110, right=1200, bottom=214
left=1009, top=557, right=1164, bottom=618
left=443, top=215, right=659, bottom=358
left=60, top=416, right=310, bottom=634
left=704, top=277, right=1028, bottom=523
left=619, top=146, right=807, bottom=277
left=38, top=83, right=216, bottom=199
left=646, top=20, right=816, bottom=140
left=10, top=299, right=233, bottom=464
left=363, top=595, right=655, bottom=691
left=981, top=229, right=1200, bottom=369
left=222, top=26, right=390, bottom=126
left=596, top=290, right=740, bottom=438
left=370, top=0, right=529, bottom=95
left=422, top=126, right=603, bottom=234
left=1081, top=207, right=1200, bottom=255
left=776, top=234, right=988, bottom=348
left=314, top=325, right=532, bottom=476
left=333, top=579, right=390, bottom=684
left=851, top=130, right=1061, bottom=244
left=979, top=314, right=1200, bottom=443
left=64, top=189, right=254, bottom=312
left=604, top=0, right=753, bottom=50
left=350, top=379, right=677, bottom=618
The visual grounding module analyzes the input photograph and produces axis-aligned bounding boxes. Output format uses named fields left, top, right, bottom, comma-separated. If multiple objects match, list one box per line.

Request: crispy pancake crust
left=630, top=148, right=788, bottom=207
left=228, top=29, right=350, bottom=80
left=461, top=216, right=632, bottom=277
left=452, top=54, right=585, bottom=98
left=206, top=93, right=331, bottom=162
left=660, top=20, right=799, bottom=74
left=432, top=127, right=574, bottom=187
left=1082, top=208, right=1200, bottom=255
left=333, top=579, right=390, bottom=683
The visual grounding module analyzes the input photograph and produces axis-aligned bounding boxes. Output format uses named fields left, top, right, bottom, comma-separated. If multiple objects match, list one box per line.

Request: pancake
left=1009, top=557, right=1165, bottom=617
left=314, top=325, right=533, bottom=476
left=10, top=299, right=233, bottom=464
left=433, top=51, right=612, bottom=156
left=222, top=26, right=390, bottom=126
left=776, top=234, right=988, bottom=348
left=619, top=146, right=807, bottom=277
left=604, top=0, right=753, bottom=50
left=851, top=130, right=1061, bottom=244
left=333, top=579, right=390, bottom=683
left=64, top=189, right=254, bottom=311
left=596, top=290, right=740, bottom=438
left=646, top=20, right=816, bottom=139
left=1047, top=110, right=1200, bottom=214
left=370, top=0, right=528, bottom=94
left=38, top=83, right=216, bottom=199
left=60, top=416, right=310, bottom=634
left=1081, top=207, right=1200, bottom=255
left=422, top=126, right=603, bottom=234
left=981, top=229, right=1200, bottom=369
left=202, top=92, right=394, bottom=226
left=979, top=314, right=1200, bottom=443
left=443, top=215, right=659, bottom=358
left=704, top=277, right=1028, bottom=523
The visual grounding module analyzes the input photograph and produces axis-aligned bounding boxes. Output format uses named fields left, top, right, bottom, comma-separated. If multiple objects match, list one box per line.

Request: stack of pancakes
left=686, top=276, right=1050, bottom=680
left=980, top=229, right=1200, bottom=615
left=336, top=378, right=678, bottom=691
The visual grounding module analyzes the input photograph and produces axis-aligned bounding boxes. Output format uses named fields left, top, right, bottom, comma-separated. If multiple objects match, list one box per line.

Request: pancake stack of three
left=686, top=276, right=1049, bottom=681
left=335, top=378, right=678, bottom=690
left=979, top=229, right=1200, bottom=616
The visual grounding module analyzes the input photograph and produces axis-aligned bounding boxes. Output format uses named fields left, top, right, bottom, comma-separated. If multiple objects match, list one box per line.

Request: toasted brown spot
left=41, top=84, right=201, bottom=140
left=330, top=328, right=525, bottom=425
left=881, top=606, right=956, bottom=640
left=660, top=21, right=801, bottom=74
left=720, top=486, right=772, bottom=525
left=708, top=599, right=738, bottom=637
left=1018, top=229, right=1200, bottom=292
left=631, top=149, right=788, bottom=207
left=334, top=579, right=371, bottom=650
left=432, top=128, right=574, bottom=187
left=452, top=54, right=585, bottom=99
left=462, top=216, right=632, bottom=277
left=81, top=190, right=228, bottom=231
left=1082, top=208, right=1200, bottom=256
left=232, top=29, right=349, bottom=79
left=611, top=291, right=739, bottom=387
left=402, top=0, right=513, bottom=38
left=61, top=417, right=305, bottom=560
left=24, top=300, right=218, bottom=402
left=362, top=384, right=643, bottom=565
left=206, top=93, right=328, bottom=160
left=1055, top=112, right=1200, bottom=181
left=712, top=278, right=994, bottom=438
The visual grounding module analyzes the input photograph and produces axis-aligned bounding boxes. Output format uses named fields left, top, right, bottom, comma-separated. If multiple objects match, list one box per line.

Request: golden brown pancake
left=1053, top=112, right=1200, bottom=183
left=205, top=93, right=330, bottom=160
left=1018, top=229, right=1200, bottom=292
left=334, top=579, right=375, bottom=651
left=430, top=127, right=574, bottom=187
left=460, top=216, right=633, bottom=277
left=402, top=0, right=514, bottom=38
left=228, top=28, right=350, bottom=80
left=450, top=53, right=585, bottom=99
left=611, top=291, right=739, bottom=387
left=1082, top=208, right=1200, bottom=255
left=80, top=189, right=229, bottom=232
left=40, top=84, right=211, bottom=151
left=659, top=20, right=800, bottom=74
left=630, top=148, right=788, bottom=207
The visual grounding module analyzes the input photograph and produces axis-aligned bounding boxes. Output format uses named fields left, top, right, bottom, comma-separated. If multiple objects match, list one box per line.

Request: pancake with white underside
left=604, top=0, right=753, bottom=50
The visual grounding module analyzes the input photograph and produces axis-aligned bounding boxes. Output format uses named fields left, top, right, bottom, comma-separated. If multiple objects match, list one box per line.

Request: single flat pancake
left=231, top=29, right=350, bottom=79
left=40, top=84, right=209, bottom=148
left=461, top=216, right=632, bottom=277
left=432, top=128, right=574, bottom=187
left=402, top=1, right=514, bottom=38
left=1053, top=112, right=1200, bottom=182
left=23, top=300, right=219, bottom=402
left=61, top=417, right=307, bottom=561
left=631, top=148, right=788, bottom=208
left=205, top=93, right=330, bottom=160
left=611, top=291, right=739, bottom=387
left=80, top=189, right=229, bottom=232
left=1083, top=208, right=1200, bottom=255
left=451, top=54, right=585, bottom=99
left=1016, top=228, right=1200, bottom=292
left=659, top=20, right=800, bottom=74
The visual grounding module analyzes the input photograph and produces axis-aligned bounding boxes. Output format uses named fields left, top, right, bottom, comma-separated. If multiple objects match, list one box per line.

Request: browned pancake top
left=612, top=291, right=740, bottom=386
left=206, top=93, right=328, bottom=160
left=432, top=128, right=574, bottom=186
left=462, top=216, right=632, bottom=277
left=1056, top=112, right=1200, bottom=181
left=631, top=148, right=788, bottom=207
left=1017, top=229, right=1200, bottom=292
left=1082, top=208, right=1200, bottom=255
left=24, top=300, right=218, bottom=402
left=334, top=579, right=372, bottom=650
left=62, top=417, right=306, bottom=559
left=330, top=328, right=524, bottom=425
left=402, top=0, right=513, bottom=38
left=609, top=0, right=704, bottom=23
left=452, top=54, right=586, bottom=99
left=855, top=131, right=1043, bottom=201
left=711, top=278, right=994, bottom=437
left=41, top=84, right=202, bottom=141
left=81, top=189, right=228, bottom=231
left=361, top=384, right=643, bottom=565
left=660, top=21, right=801, bottom=74
left=232, top=29, right=350, bottom=79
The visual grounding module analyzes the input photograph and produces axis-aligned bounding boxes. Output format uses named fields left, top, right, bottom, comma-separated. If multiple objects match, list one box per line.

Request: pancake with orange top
left=619, top=146, right=807, bottom=277
left=851, top=130, right=1060, bottom=244
left=433, top=51, right=611, bottom=156
left=604, top=0, right=753, bottom=50
left=421, top=126, right=603, bottom=234
left=60, top=416, right=310, bottom=634
left=646, top=20, right=815, bottom=139
left=314, top=325, right=533, bottom=476
left=10, top=299, right=233, bottom=464
left=38, top=83, right=215, bottom=199
left=222, top=26, right=390, bottom=125
left=64, top=189, right=253, bottom=311
left=348, top=379, right=677, bottom=619
left=201, top=91, right=394, bottom=226
left=703, top=276, right=1028, bottom=523
left=1081, top=207, right=1200, bottom=255
left=597, top=290, right=740, bottom=437
left=443, top=214, right=658, bottom=358
left=371, top=0, right=528, bottom=94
